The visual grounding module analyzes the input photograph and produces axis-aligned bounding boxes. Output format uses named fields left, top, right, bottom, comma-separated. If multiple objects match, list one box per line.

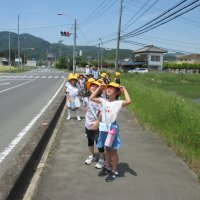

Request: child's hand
left=99, top=83, right=106, bottom=90
left=120, top=85, right=125, bottom=92
left=91, top=121, right=99, bottom=130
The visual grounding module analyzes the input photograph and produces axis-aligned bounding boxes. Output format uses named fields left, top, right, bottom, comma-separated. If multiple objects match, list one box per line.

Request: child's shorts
left=67, top=97, right=81, bottom=109
left=97, top=122, right=121, bottom=150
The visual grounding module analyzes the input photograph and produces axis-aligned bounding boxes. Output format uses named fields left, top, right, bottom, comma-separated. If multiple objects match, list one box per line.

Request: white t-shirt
left=101, top=99, right=123, bottom=124
left=66, top=84, right=79, bottom=98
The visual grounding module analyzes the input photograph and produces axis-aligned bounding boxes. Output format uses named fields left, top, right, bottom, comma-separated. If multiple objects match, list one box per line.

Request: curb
left=0, top=93, right=66, bottom=200
left=23, top=100, right=66, bottom=200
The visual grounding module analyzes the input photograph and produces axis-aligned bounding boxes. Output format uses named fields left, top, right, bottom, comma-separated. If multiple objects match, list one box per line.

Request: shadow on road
left=118, top=162, right=137, bottom=177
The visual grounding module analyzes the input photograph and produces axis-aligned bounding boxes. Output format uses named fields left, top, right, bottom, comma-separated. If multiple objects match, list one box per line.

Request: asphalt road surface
left=0, top=67, right=66, bottom=180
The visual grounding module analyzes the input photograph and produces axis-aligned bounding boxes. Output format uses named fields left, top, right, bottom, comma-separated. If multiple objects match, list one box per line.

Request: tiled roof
left=134, top=45, right=167, bottom=53
left=178, top=54, right=200, bottom=59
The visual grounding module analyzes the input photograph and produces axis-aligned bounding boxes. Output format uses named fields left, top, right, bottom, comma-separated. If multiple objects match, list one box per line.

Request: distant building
left=121, top=45, right=167, bottom=71
left=0, top=57, right=8, bottom=66
left=26, top=60, right=37, bottom=67
left=134, top=45, right=167, bottom=70
left=176, top=54, right=200, bottom=64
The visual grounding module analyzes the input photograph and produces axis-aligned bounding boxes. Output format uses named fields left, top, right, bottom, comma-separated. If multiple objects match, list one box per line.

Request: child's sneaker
left=77, top=116, right=81, bottom=121
left=98, top=167, right=111, bottom=177
left=85, top=155, right=95, bottom=165
left=105, top=171, right=118, bottom=182
left=67, top=116, right=70, bottom=120
left=95, top=159, right=105, bottom=169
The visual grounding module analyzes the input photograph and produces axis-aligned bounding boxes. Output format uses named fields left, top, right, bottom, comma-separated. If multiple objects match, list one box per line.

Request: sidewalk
left=33, top=108, right=200, bottom=200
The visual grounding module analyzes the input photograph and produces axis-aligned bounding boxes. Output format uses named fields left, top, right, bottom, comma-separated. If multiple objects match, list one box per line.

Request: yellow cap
left=69, top=74, right=78, bottom=81
left=86, top=78, right=95, bottom=89
left=115, top=72, right=121, bottom=77
left=68, top=73, right=73, bottom=80
left=101, top=72, right=107, bottom=78
left=106, top=82, right=122, bottom=95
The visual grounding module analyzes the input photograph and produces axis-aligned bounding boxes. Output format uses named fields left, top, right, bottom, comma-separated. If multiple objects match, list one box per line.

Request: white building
left=26, top=60, right=37, bottom=67
left=134, top=45, right=167, bottom=70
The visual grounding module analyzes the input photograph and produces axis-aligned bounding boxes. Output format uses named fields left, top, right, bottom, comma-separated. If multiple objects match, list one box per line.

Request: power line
left=121, top=39, right=198, bottom=54
left=122, top=0, right=159, bottom=32
left=122, top=0, right=200, bottom=39
left=79, top=0, right=117, bottom=27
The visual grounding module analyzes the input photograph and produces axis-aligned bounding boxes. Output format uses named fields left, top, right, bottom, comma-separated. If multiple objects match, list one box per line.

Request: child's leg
left=76, top=108, right=81, bottom=120
left=105, top=149, right=119, bottom=182
left=85, top=129, right=95, bottom=165
left=105, top=149, right=112, bottom=170
left=95, top=147, right=105, bottom=169
left=67, top=108, right=71, bottom=120
left=111, top=149, right=119, bottom=172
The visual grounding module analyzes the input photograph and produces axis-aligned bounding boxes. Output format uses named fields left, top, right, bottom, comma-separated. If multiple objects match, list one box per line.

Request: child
left=83, top=79, right=105, bottom=169
left=78, top=73, right=86, bottom=99
left=114, top=72, right=121, bottom=84
left=90, top=82, right=131, bottom=182
left=66, top=74, right=81, bottom=120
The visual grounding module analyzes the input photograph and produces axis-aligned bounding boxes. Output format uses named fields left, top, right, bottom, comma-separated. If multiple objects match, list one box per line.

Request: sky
left=0, top=0, right=200, bottom=54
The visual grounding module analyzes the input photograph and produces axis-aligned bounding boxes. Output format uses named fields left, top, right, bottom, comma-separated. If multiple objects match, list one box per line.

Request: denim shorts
left=97, top=122, right=121, bottom=149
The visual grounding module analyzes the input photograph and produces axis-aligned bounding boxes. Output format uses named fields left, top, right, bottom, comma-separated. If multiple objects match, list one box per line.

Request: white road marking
left=0, top=80, right=34, bottom=93
left=0, top=83, right=10, bottom=86
left=48, top=76, right=52, bottom=78
left=0, top=81, right=65, bottom=164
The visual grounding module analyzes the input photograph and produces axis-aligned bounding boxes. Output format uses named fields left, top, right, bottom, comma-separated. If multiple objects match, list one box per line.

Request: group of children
left=65, top=71, right=131, bottom=182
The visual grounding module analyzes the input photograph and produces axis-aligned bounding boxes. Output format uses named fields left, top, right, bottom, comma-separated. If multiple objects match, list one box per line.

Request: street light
left=57, top=13, right=77, bottom=74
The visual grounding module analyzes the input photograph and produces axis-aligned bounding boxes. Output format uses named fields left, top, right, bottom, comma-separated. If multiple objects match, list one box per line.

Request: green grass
left=122, top=73, right=200, bottom=180
left=0, top=66, right=31, bottom=73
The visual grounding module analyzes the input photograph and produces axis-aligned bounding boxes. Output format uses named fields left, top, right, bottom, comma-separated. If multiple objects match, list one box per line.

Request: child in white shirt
left=90, top=82, right=131, bottom=182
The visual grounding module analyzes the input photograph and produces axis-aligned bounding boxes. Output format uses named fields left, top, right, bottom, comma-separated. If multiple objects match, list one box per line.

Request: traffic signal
left=60, top=31, right=70, bottom=37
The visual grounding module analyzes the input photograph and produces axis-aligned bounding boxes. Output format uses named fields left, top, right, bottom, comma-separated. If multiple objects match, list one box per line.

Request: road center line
left=0, top=81, right=65, bottom=164
left=0, top=80, right=34, bottom=93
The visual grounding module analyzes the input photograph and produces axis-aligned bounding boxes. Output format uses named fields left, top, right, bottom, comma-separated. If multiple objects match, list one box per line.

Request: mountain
left=163, top=52, right=185, bottom=61
left=0, top=31, right=133, bottom=63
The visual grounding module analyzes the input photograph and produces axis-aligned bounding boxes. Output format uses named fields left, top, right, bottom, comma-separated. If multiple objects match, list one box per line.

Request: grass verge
left=0, top=66, right=31, bottom=73
left=122, top=73, right=200, bottom=180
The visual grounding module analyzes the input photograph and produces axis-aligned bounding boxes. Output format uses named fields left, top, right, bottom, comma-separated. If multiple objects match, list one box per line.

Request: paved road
left=0, top=67, right=66, bottom=180
left=34, top=109, right=200, bottom=200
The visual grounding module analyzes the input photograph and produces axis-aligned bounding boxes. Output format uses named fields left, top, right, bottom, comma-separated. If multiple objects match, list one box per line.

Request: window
left=151, top=55, right=160, bottom=62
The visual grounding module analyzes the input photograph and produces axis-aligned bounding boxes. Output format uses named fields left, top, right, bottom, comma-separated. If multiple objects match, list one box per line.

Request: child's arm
left=120, top=86, right=132, bottom=107
left=91, top=111, right=102, bottom=130
left=89, top=85, right=104, bottom=104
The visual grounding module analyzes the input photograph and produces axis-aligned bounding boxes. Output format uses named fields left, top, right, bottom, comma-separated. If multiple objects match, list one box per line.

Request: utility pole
left=99, top=38, right=103, bottom=70
left=17, top=14, right=22, bottom=69
left=98, top=41, right=100, bottom=68
left=8, top=33, right=12, bottom=71
left=73, top=18, right=77, bottom=73
left=115, top=0, right=123, bottom=71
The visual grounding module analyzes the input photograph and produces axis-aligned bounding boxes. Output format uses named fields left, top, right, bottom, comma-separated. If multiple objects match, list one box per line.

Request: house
left=134, top=45, right=167, bottom=70
left=176, top=54, right=200, bottom=64
left=0, top=57, right=9, bottom=66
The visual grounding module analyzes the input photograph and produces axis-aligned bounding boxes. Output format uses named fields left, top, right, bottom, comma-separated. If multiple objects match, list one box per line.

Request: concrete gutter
left=0, top=92, right=66, bottom=200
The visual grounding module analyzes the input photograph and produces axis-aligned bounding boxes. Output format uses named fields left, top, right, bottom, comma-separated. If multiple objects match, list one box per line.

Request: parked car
left=128, top=68, right=148, bottom=73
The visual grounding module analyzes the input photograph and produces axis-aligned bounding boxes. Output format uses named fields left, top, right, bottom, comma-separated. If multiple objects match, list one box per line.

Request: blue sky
left=0, top=0, right=200, bottom=53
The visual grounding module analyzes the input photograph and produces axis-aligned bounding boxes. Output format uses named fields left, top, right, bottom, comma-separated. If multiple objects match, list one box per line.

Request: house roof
left=122, top=61, right=148, bottom=66
left=134, top=45, right=167, bottom=53
left=177, top=54, right=200, bottom=60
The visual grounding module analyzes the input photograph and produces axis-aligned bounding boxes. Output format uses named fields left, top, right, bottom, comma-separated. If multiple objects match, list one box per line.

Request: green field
left=0, top=66, right=31, bottom=73
left=122, top=72, right=200, bottom=180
